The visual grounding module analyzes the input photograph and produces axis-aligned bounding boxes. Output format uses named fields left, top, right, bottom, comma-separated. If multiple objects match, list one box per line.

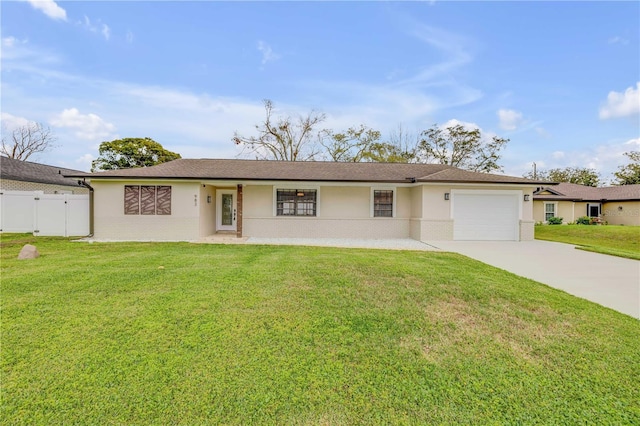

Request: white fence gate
left=0, top=191, right=90, bottom=237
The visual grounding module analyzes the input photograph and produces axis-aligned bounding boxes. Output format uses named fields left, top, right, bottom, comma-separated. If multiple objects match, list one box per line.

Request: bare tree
left=378, top=123, right=419, bottom=163
left=233, top=99, right=326, bottom=161
left=1, top=122, right=57, bottom=161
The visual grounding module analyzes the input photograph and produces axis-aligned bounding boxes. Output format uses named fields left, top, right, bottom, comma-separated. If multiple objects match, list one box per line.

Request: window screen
left=277, top=189, right=316, bottom=216
left=374, top=190, right=393, bottom=217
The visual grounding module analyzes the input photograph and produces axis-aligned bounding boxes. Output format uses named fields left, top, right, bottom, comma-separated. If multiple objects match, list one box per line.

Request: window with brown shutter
left=124, top=185, right=172, bottom=215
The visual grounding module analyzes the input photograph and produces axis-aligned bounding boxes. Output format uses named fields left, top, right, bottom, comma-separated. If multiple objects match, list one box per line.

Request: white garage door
left=453, top=192, right=520, bottom=241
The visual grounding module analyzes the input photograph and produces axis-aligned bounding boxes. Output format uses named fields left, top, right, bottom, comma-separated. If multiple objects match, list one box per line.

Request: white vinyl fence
left=0, top=191, right=90, bottom=237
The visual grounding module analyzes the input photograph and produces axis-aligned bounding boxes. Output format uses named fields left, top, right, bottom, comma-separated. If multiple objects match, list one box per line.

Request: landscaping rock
left=18, top=244, right=40, bottom=260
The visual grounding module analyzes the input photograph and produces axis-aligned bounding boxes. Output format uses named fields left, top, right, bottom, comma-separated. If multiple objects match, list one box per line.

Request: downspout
left=78, top=179, right=94, bottom=237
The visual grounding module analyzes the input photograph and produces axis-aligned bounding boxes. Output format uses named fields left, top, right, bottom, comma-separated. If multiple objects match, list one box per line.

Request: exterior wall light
left=444, top=193, right=450, bottom=201
left=524, top=194, right=530, bottom=201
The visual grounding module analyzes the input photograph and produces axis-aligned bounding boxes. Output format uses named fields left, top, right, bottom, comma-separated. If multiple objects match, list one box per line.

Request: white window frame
left=272, top=185, right=321, bottom=218
left=544, top=202, right=557, bottom=222
left=586, top=203, right=601, bottom=218
left=370, top=187, right=396, bottom=218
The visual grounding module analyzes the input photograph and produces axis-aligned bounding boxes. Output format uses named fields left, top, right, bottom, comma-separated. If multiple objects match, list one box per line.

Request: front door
left=216, top=190, right=236, bottom=231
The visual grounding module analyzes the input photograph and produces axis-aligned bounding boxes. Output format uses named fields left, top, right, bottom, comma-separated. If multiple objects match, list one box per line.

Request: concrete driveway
left=428, top=240, right=640, bottom=319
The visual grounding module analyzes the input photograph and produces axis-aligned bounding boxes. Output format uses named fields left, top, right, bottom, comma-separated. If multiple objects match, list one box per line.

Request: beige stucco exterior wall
left=557, top=201, right=575, bottom=223
left=92, top=179, right=542, bottom=241
left=242, top=184, right=411, bottom=239
left=533, top=200, right=577, bottom=224
left=519, top=221, right=535, bottom=240
left=199, top=185, right=216, bottom=237
left=93, top=180, right=200, bottom=240
left=410, top=185, right=453, bottom=240
left=414, top=185, right=534, bottom=241
left=533, top=201, right=544, bottom=223
left=0, top=178, right=89, bottom=194
left=603, top=201, right=640, bottom=226
left=533, top=200, right=640, bottom=225
left=243, top=185, right=272, bottom=217
left=320, top=187, right=370, bottom=218
left=571, top=202, right=590, bottom=222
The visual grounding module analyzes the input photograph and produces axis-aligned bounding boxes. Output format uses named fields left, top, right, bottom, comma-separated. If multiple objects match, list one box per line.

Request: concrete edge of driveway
left=427, top=240, right=640, bottom=320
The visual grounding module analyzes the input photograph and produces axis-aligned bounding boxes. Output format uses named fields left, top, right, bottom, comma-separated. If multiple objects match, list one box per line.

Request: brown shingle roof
left=416, top=167, right=543, bottom=184
left=1, top=156, right=85, bottom=188
left=65, top=158, right=551, bottom=185
left=534, top=182, right=640, bottom=201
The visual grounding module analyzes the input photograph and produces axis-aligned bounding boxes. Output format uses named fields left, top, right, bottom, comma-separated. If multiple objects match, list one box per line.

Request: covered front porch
left=199, top=183, right=243, bottom=239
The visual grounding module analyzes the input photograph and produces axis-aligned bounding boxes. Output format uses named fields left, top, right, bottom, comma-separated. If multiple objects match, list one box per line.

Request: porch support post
left=236, top=184, right=243, bottom=238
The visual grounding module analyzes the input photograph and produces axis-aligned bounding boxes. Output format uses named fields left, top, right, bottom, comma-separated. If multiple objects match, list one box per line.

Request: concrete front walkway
left=428, top=240, right=640, bottom=319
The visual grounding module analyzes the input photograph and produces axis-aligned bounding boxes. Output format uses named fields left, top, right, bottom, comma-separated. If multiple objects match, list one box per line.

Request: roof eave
left=418, top=179, right=544, bottom=185
left=70, top=175, right=417, bottom=184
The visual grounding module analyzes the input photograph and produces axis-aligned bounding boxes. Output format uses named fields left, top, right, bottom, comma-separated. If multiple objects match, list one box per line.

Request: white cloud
left=0, top=36, right=62, bottom=67
left=535, top=127, right=550, bottom=138
left=2, top=36, right=28, bottom=48
left=257, top=40, right=280, bottom=67
left=79, top=15, right=111, bottom=41
left=440, top=118, right=481, bottom=132
left=497, top=109, right=524, bottom=131
left=102, top=24, right=111, bottom=41
left=126, top=30, right=134, bottom=44
left=551, top=151, right=565, bottom=160
left=75, top=153, right=95, bottom=170
left=599, top=82, right=640, bottom=119
left=24, top=0, right=67, bottom=21
left=50, top=108, right=116, bottom=141
left=1, top=112, right=31, bottom=130
left=400, top=23, right=473, bottom=85
left=608, top=36, right=629, bottom=45
left=623, top=137, right=640, bottom=150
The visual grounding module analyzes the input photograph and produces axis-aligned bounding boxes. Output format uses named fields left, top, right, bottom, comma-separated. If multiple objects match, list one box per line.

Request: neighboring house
left=65, top=158, right=551, bottom=242
left=0, top=156, right=89, bottom=194
left=533, top=182, right=640, bottom=226
left=1, top=156, right=91, bottom=236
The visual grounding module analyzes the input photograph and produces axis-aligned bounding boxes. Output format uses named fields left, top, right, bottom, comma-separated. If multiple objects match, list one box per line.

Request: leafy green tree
left=417, top=124, right=508, bottom=173
left=524, top=167, right=601, bottom=186
left=233, top=99, right=326, bottom=161
left=321, top=125, right=381, bottom=162
left=360, top=142, right=417, bottom=163
left=613, top=151, right=640, bottom=185
left=321, top=124, right=418, bottom=163
left=91, top=137, right=181, bottom=171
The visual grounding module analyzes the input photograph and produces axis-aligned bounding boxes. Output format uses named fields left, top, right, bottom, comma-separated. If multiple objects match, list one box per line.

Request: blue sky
left=1, top=1, right=638, bottom=181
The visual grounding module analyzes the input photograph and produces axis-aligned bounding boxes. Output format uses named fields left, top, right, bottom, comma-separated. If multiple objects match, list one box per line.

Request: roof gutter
left=77, top=179, right=94, bottom=237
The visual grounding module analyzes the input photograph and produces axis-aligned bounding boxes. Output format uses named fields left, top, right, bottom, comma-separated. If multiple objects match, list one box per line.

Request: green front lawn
left=2, top=236, right=639, bottom=424
left=535, top=224, right=640, bottom=260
